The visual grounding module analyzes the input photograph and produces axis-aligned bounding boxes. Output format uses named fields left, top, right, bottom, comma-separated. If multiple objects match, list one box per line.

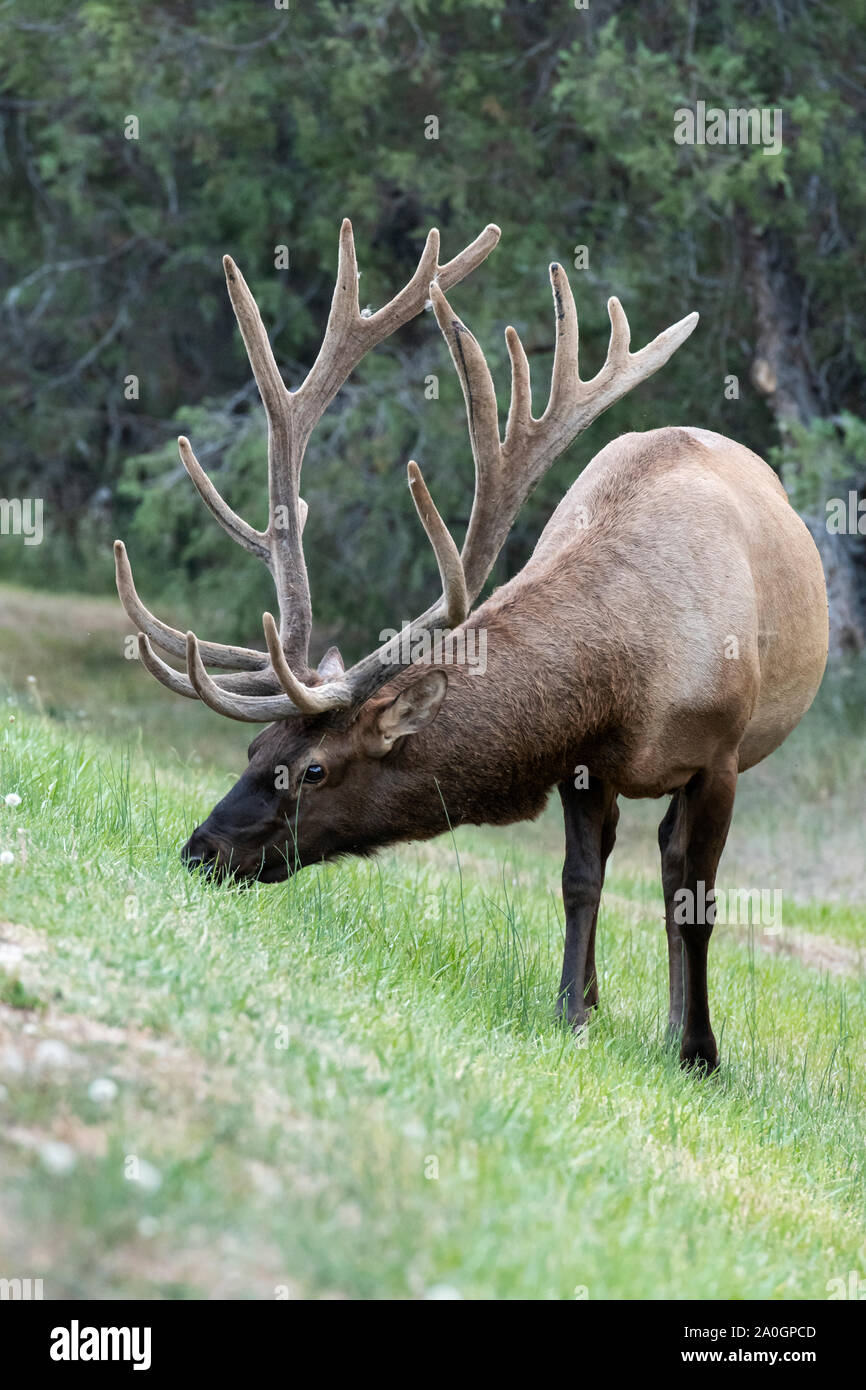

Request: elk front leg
left=557, top=776, right=618, bottom=1028
left=665, top=761, right=737, bottom=1071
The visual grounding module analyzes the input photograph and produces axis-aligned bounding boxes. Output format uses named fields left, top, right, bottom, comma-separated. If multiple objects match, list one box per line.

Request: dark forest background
left=1, top=0, right=864, bottom=659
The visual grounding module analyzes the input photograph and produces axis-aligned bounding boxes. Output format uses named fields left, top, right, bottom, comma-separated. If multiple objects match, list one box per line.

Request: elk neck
left=379, top=558, right=637, bottom=833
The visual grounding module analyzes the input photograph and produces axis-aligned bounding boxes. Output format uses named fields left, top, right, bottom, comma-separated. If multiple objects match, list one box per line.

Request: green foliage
left=1, top=0, right=864, bottom=645
left=771, top=413, right=866, bottom=514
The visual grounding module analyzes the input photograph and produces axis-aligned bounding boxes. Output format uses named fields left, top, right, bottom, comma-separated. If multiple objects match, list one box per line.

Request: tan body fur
left=399, top=426, right=827, bottom=820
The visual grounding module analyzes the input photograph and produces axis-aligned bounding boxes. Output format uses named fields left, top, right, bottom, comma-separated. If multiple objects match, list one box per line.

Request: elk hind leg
left=658, top=791, right=687, bottom=1037
left=674, top=761, right=738, bottom=1072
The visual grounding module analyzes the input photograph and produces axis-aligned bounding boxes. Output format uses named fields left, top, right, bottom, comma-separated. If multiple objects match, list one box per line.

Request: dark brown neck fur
left=369, top=568, right=639, bottom=843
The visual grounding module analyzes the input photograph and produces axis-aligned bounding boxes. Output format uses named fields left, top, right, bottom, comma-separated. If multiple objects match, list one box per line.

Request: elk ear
left=368, top=669, right=447, bottom=756
left=317, top=645, right=345, bottom=681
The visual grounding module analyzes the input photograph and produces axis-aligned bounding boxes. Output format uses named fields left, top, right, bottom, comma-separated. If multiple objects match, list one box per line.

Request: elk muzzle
left=181, top=828, right=230, bottom=879
left=180, top=817, right=299, bottom=883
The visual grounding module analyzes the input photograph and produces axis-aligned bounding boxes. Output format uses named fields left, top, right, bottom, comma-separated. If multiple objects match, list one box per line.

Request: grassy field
left=0, top=583, right=864, bottom=1299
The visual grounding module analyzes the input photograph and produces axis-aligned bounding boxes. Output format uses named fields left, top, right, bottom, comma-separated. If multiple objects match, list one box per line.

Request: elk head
left=114, top=219, right=697, bottom=881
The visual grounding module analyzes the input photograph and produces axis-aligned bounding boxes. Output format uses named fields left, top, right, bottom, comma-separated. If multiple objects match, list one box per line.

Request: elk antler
left=429, top=267, right=699, bottom=605
left=118, top=227, right=697, bottom=723
left=298, top=265, right=699, bottom=715
left=115, top=218, right=500, bottom=716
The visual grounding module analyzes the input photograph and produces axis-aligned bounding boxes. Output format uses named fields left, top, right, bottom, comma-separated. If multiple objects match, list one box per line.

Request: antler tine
left=438, top=224, right=503, bottom=294
left=136, top=635, right=280, bottom=698
left=114, top=541, right=270, bottom=671
left=312, top=458, right=473, bottom=718
left=178, top=436, right=271, bottom=563
left=503, top=325, right=533, bottom=452
left=330, top=215, right=361, bottom=323
left=407, top=461, right=468, bottom=629
left=222, top=254, right=288, bottom=423
left=364, top=226, right=439, bottom=336
left=604, top=296, right=632, bottom=368
left=628, top=304, right=700, bottom=370
left=186, top=630, right=301, bottom=722
left=290, top=217, right=364, bottom=436
left=222, top=252, right=312, bottom=669
left=297, top=219, right=501, bottom=433
left=429, top=280, right=508, bottom=603
left=544, top=263, right=581, bottom=422
left=138, top=634, right=198, bottom=699
left=429, top=280, right=502, bottom=478
left=262, top=612, right=351, bottom=714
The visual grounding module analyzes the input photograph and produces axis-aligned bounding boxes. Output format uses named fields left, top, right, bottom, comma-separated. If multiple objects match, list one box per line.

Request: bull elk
left=114, top=220, right=828, bottom=1071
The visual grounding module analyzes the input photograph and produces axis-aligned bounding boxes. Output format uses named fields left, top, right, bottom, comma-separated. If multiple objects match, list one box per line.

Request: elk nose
left=184, top=854, right=213, bottom=877
left=181, top=832, right=215, bottom=875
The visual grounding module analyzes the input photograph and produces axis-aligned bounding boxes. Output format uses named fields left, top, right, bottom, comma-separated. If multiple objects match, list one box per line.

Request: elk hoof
left=679, top=1035, right=719, bottom=1074
left=555, top=995, right=597, bottom=1030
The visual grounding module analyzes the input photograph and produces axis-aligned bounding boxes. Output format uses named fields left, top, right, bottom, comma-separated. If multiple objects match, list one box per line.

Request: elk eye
left=302, top=763, right=326, bottom=785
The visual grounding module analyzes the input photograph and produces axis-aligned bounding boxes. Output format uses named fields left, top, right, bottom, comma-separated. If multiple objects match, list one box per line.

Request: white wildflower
left=40, top=1141, right=76, bottom=1175
left=131, top=1159, right=162, bottom=1192
left=88, top=1077, right=119, bottom=1104
left=34, top=1039, right=72, bottom=1072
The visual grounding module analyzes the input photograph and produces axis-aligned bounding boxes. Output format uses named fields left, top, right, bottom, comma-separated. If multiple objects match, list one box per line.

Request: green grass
left=0, top=582, right=249, bottom=771
left=0, top=585, right=865, bottom=1298
left=0, top=970, right=43, bottom=1012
